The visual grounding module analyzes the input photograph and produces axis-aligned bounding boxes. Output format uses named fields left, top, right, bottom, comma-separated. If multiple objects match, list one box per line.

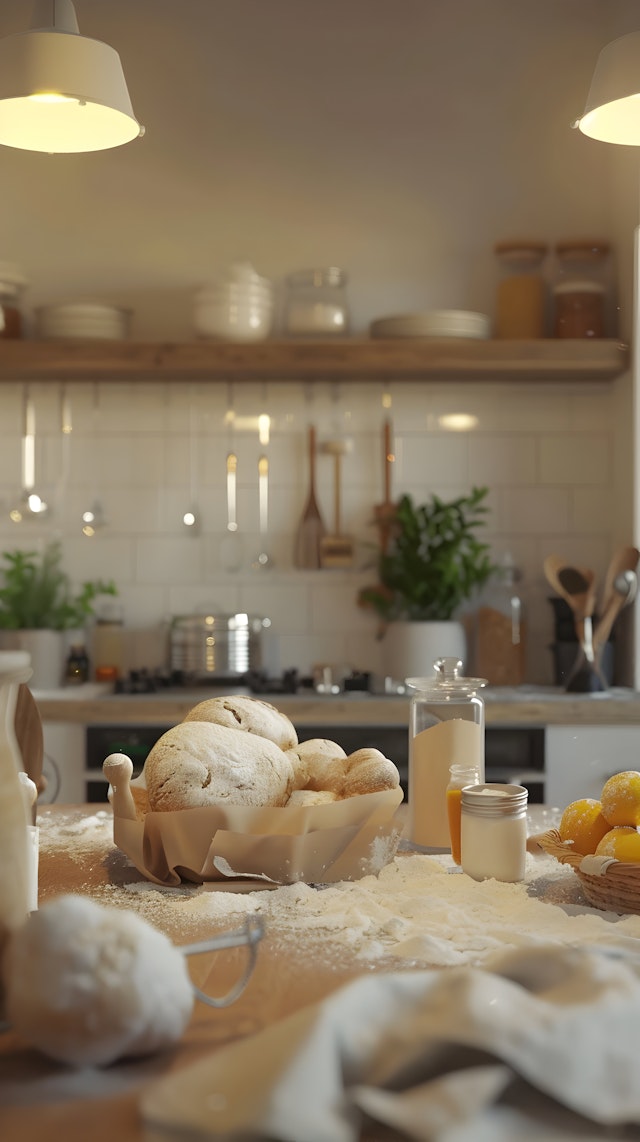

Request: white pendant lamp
left=0, top=0, right=143, bottom=153
left=577, top=30, right=640, bottom=146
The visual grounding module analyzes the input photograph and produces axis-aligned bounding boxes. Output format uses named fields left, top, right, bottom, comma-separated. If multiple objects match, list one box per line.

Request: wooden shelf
left=0, top=337, right=628, bottom=382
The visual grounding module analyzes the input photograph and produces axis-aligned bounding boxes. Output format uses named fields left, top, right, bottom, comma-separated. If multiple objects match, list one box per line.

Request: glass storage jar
left=406, top=658, right=487, bottom=850
left=284, top=267, right=350, bottom=336
left=494, top=240, right=548, bottom=339
left=460, top=782, right=528, bottom=882
left=474, top=553, right=526, bottom=685
left=553, top=239, right=612, bottom=338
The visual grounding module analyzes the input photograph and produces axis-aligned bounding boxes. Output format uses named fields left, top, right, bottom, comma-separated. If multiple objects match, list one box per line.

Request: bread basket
left=535, top=828, right=640, bottom=915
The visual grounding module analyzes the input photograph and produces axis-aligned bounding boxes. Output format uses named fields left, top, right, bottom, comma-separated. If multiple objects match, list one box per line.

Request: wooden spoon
left=294, top=425, right=326, bottom=569
left=543, top=556, right=597, bottom=661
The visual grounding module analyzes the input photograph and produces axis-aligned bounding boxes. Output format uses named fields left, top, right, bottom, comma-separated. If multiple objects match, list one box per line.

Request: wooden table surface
left=1, top=804, right=407, bottom=1142
left=1, top=802, right=635, bottom=1142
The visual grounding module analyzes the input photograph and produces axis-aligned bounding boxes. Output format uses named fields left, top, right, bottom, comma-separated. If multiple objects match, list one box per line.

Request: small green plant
left=358, top=487, right=495, bottom=623
left=0, top=542, right=117, bottom=630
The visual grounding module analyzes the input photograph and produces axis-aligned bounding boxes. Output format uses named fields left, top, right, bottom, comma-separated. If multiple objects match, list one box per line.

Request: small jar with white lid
left=284, top=268, right=350, bottom=337
left=406, top=658, right=487, bottom=850
left=460, top=782, right=528, bottom=882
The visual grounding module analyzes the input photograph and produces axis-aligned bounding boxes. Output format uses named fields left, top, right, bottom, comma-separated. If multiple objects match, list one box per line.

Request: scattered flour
left=87, top=849, right=640, bottom=970
left=39, top=808, right=640, bottom=971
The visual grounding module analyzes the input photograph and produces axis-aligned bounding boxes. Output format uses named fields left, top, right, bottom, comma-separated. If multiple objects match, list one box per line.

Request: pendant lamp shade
left=0, top=0, right=143, bottom=153
left=578, top=31, right=640, bottom=146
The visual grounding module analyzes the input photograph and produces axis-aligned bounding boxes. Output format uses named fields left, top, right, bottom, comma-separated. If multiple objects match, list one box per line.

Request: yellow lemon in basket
left=595, top=826, right=640, bottom=862
left=558, top=798, right=611, bottom=856
left=600, top=771, right=640, bottom=827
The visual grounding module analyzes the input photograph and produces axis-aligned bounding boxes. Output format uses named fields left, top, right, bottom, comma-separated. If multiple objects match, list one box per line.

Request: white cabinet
left=40, top=722, right=86, bottom=803
left=545, top=725, right=640, bottom=807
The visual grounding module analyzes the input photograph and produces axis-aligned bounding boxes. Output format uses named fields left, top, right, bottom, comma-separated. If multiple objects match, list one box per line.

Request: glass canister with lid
left=552, top=239, right=612, bottom=338
left=283, top=267, right=350, bottom=336
left=406, top=657, right=487, bottom=850
left=493, top=240, right=548, bottom=339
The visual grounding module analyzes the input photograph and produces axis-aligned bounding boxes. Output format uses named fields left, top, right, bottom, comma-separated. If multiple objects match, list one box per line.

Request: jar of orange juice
left=446, top=763, right=481, bottom=865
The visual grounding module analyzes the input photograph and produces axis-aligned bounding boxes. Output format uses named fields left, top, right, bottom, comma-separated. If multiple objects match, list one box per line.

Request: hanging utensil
left=220, top=451, right=244, bottom=572
left=320, top=438, right=354, bottom=568
left=293, top=424, right=326, bottom=569
left=81, top=383, right=107, bottom=537
left=373, top=416, right=397, bottom=555
left=182, top=386, right=200, bottom=535
left=9, top=386, right=49, bottom=522
left=252, top=454, right=272, bottom=569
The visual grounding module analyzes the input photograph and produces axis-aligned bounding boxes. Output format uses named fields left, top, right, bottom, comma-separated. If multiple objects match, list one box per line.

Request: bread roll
left=144, top=721, right=295, bottom=811
left=286, top=738, right=347, bottom=789
left=184, top=695, right=298, bottom=752
left=301, top=746, right=400, bottom=799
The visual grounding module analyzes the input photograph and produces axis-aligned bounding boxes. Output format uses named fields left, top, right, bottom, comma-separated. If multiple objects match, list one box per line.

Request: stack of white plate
left=36, top=303, right=131, bottom=340
left=370, top=310, right=491, bottom=339
left=193, top=261, right=273, bottom=342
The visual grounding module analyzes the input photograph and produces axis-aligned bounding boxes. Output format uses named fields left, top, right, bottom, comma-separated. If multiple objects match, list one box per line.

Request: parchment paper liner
left=112, top=776, right=404, bottom=888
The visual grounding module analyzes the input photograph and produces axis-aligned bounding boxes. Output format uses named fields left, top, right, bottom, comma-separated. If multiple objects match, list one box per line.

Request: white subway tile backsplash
left=0, top=378, right=619, bottom=685
left=538, top=435, right=610, bottom=486
left=468, top=435, right=536, bottom=486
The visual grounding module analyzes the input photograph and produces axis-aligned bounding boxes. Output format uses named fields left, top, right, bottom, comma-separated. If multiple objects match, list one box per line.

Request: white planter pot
left=0, top=630, right=65, bottom=691
left=382, top=621, right=467, bottom=683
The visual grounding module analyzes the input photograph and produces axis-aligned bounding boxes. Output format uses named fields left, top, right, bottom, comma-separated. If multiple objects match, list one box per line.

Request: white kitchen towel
left=140, top=943, right=640, bottom=1141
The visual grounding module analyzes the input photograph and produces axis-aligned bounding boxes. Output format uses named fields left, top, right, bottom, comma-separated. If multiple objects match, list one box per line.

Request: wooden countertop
left=3, top=804, right=640, bottom=1141
left=32, top=685, right=640, bottom=728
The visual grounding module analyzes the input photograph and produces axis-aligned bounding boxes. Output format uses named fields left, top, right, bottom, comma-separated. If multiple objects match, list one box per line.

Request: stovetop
left=112, top=667, right=383, bottom=697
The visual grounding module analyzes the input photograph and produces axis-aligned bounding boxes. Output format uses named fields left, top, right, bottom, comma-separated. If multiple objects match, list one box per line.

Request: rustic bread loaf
left=183, top=695, right=298, bottom=752
left=144, top=720, right=296, bottom=810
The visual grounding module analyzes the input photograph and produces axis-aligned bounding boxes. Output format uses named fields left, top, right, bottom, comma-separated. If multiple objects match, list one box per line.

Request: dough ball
left=286, top=738, right=347, bottom=789
left=183, top=695, right=298, bottom=752
left=287, top=789, right=339, bottom=807
left=144, top=721, right=296, bottom=810
left=3, top=895, right=193, bottom=1067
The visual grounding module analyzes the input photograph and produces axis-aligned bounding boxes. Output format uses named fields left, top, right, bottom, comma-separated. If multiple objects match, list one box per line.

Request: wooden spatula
left=320, top=439, right=354, bottom=568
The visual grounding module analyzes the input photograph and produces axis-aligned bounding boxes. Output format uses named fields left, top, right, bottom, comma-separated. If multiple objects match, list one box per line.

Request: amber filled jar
left=494, top=241, right=548, bottom=339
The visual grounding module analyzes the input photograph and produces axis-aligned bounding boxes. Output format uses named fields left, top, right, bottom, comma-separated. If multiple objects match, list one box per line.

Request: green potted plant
left=358, top=487, right=495, bottom=679
left=0, top=542, right=117, bottom=689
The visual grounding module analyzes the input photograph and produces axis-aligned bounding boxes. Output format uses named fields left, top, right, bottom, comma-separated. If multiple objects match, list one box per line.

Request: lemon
left=558, top=798, right=611, bottom=856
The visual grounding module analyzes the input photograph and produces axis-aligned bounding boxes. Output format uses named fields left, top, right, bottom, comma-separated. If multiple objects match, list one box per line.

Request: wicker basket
left=535, top=828, right=640, bottom=915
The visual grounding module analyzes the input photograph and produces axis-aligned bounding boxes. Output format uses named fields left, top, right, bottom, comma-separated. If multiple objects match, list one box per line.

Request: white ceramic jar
left=460, top=783, right=528, bottom=882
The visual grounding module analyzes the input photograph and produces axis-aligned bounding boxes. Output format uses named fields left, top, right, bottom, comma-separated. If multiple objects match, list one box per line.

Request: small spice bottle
left=460, top=783, right=528, bottom=882
left=446, top=763, right=481, bottom=865
left=407, top=658, right=487, bottom=850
